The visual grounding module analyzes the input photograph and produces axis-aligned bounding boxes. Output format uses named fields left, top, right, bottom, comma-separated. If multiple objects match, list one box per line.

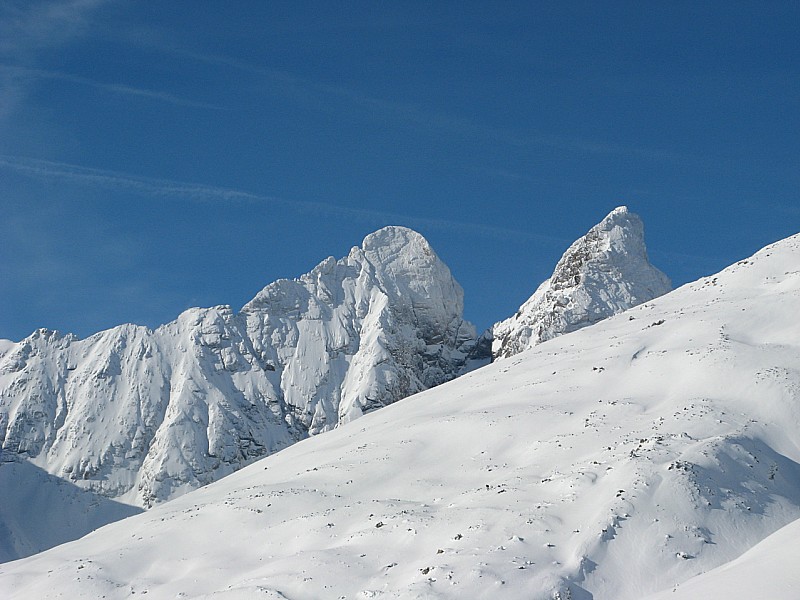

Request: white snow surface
left=644, top=516, right=800, bottom=600
left=491, top=206, right=672, bottom=359
left=3, top=233, right=800, bottom=599
left=0, top=458, right=141, bottom=563
left=0, top=226, right=475, bottom=508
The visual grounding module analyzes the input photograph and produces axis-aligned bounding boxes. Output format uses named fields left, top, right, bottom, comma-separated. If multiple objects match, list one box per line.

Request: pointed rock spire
left=491, top=206, right=671, bottom=359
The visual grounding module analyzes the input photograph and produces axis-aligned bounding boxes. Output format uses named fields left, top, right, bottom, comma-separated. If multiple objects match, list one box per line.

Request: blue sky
left=1, top=1, right=798, bottom=341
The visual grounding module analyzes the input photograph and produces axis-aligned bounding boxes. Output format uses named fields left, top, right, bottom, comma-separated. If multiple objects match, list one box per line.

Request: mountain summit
left=239, top=225, right=476, bottom=433
left=491, top=206, right=671, bottom=359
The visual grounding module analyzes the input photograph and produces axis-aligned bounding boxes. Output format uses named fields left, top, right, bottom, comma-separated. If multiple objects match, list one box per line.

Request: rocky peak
left=491, top=206, right=671, bottom=359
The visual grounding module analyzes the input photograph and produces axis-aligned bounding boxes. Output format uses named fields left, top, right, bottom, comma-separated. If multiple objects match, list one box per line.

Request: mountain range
left=2, top=212, right=799, bottom=598
left=0, top=207, right=667, bottom=512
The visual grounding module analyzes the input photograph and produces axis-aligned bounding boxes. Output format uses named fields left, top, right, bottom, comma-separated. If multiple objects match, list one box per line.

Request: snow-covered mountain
left=491, top=206, right=672, bottom=359
left=0, top=226, right=476, bottom=508
left=3, top=232, right=799, bottom=599
left=0, top=211, right=669, bottom=514
left=0, top=209, right=674, bottom=564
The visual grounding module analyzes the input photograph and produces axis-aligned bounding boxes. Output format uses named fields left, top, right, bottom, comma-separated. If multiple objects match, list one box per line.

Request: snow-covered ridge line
left=0, top=226, right=476, bottom=508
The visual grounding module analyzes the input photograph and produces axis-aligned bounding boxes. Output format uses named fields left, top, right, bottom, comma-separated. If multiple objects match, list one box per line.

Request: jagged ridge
left=0, top=226, right=475, bottom=507
left=0, top=210, right=670, bottom=514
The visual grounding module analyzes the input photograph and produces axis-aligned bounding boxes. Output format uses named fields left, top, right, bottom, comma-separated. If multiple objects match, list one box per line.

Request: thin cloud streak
left=0, top=0, right=114, bottom=123
left=0, top=154, right=566, bottom=246
left=0, top=64, right=223, bottom=110
left=163, top=46, right=688, bottom=163
left=0, top=0, right=110, bottom=57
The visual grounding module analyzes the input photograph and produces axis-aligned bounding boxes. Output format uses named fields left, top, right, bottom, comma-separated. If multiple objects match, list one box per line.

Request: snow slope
left=0, top=458, right=141, bottom=563
left=644, top=516, right=800, bottom=599
left=491, top=206, right=671, bottom=359
left=3, top=233, right=799, bottom=599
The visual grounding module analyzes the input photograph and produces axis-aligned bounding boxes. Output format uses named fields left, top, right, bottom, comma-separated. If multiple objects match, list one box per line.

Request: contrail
left=0, top=64, right=223, bottom=110
left=0, top=154, right=567, bottom=245
left=157, top=47, right=689, bottom=162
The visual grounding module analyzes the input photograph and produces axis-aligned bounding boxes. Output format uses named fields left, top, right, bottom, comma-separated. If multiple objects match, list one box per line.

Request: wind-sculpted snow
left=0, top=226, right=475, bottom=508
left=3, top=233, right=800, bottom=599
left=491, top=206, right=671, bottom=359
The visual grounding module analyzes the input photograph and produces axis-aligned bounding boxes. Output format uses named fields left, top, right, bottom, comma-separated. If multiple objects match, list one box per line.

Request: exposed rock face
left=0, top=226, right=475, bottom=507
left=490, top=206, right=672, bottom=359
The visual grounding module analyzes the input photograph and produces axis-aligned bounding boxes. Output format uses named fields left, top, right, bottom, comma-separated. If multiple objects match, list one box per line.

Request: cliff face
left=0, top=226, right=475, bottom=507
